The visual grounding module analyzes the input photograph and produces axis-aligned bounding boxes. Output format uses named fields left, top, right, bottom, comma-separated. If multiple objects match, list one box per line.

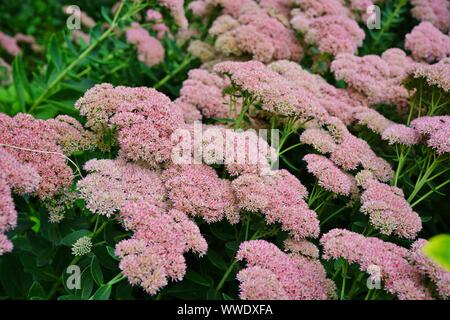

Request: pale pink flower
left=405, top=22, right=450, bottom=62
left=299, top=128, right=337, bottom=154
left=173, top=98, right=202, bottom=123
left=179, top=69, right=233, bottom=119
left=409, top=58, right=450, bottom=91
left=0, top=31, right=21, bottom=56
left=411, top=115, right=450, bottom=154
left=159, top=0, right=189, bottom=29
left=331, top=51, right=411, bottom=106
left=0, top=233, right=13, bottom=255
left=126, top=22, right=165, bottom=67
left=360, top=178, right=422, bottom=239
left=0, top=113, right=76, bottom=199
left=354, top=108, right=393, bottom=135
left=321, top=229, right=432, bottom=300
left=237, top=266, right=289, bottom=300
left=411, top=0, right=450, bottom=32
left=283, top=238, right=320, bottom=259
left=214, top=60, right=327, bottom=119
left=304, top=154, right=357, bottom=196
left=303, top=15, right=365, bottom=56
left=162, top=164, right=240, bottom=223
left=146, top=9, right=163, bottom=22
left=237, top=240, right=336, bottom=299
left=232, top=170, right=320, bottom=239
left=381, top=124, right=421, bottom=146
left=77, top=158, right=167, bottom=217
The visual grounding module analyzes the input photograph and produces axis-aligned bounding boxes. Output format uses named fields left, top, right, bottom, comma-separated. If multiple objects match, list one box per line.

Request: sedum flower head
left=71, top=236, right=93, bottom=256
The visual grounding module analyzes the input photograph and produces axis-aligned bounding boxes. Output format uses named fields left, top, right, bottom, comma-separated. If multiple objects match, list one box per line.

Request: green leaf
left=89, top=285, right=112, bottom=300
left=90, top=256, right=104, bottom=286
left=12, top=56, right=28, bottom=112
left=61, top=229, right=91, bottom=246
left=101, top=6, right=112, bottom=24
left=58, top=295, right=81, bottom=300
left=185, top=270, right=211, bottom=287
left=222, top=293, right=234, bottom=300
left=81, top=268, right=94, bottom=300
left=47, top=34, right=63, bottom=71
left=423, top=235, right=450, bottom=271
left=207, top=250, right=227, bottom=271
left=27, top=282, right=46, bottom=300
left=106, top=246, right=120, bottom=261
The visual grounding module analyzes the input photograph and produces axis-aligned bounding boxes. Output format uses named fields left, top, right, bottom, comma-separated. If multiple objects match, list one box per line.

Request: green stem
left=153, top=55, right=194, bottom=89
left=411, top=178, right=450, bottom=208
left=340, top=263, right=348, bottom=300
left=320, top=206, right=347, bottom=226
left=28, top=1, right=126, bottom=113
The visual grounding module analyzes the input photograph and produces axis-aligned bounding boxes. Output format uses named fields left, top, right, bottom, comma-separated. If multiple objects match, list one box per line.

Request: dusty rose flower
left=0, top=31, right=21, bottom=56
left=299, top=128, right=337, bottom=154
left=381, top=124, right=421, bottom=146
left=303, top=15, right=365, bottom=56
left=411, top=0, right=450, bottom=32
left=159, top=0, right=189, bottom=29
left=126, top=22, right=165, bottom=67
left=405, top=22, right=450, bottom=62
left=321, top=229, right=432, bottom=300
left=77, top=158, right=167, bottom=217
left=237, top=240, right=336, bottom=299
left=162, top=164, right=240, bottom=223
left=331, top=50, right=412, bottom=106
left=360, top=178, right=422, bottom=239
left=411, top=115, right=450, bottom=154
left=0, top=113, right=82, bottom=199
left=409, top=58, right=450, bottom=91
left=304, top=154, right=357, bottom=196
left=283, top=238, right=320, bottom=259
left=232, top=170, right=320, bottom=239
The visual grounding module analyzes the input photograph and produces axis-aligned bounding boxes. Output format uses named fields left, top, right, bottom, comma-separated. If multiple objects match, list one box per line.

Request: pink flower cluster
left=159, top=0, right=189, bottom=30
left=178, top=69, right=234, bottom=119
left=75, top=83, right=184, bottom=166
left=410, top=0, right=450, bottom=33
left=409, top=58, right=450, bottom=91
left=405, top=22, right=450, bottom=63
left=0, top=31, right=42, bottom=56
left=304, top=154, right=357, bottom=197
left=214, top=60, right=327, bottom=119
left=0, top=113, right=91, bottom=199
left=321, top=229, right=431, bottom=300
left=359, top=177, right=422, bottom=239
left=269, top=60, right=364, bottom=124
left=409, top=239, right=450, bottom=299
left=126, top=22, right=165, bottom=67
left=78, top=159, right=209, bottom=295
left=236, top=240, right=336, bottom=300
left=115, top=204, right=207, bottom=295
left=411, top=116, right=450, bottom=154
left=290, top=0, right=365, bottom=56
left=331, top=49, right=413, bottom=106
left=232, top=169, right=320, bottom=239
left=162, top=164, right=240, bottom=224
left=206, top=0, right=302, bottom=63
left=0, top=148, right=41, bottom=255
left=77, top=158, right=167, bottom=217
